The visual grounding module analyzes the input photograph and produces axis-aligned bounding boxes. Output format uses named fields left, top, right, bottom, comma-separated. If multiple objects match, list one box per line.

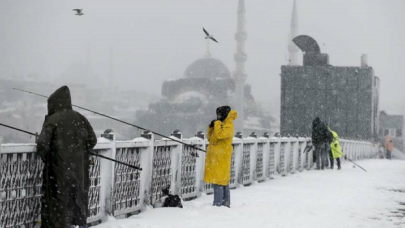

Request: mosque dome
left=184, top=57, right=231, bottom=79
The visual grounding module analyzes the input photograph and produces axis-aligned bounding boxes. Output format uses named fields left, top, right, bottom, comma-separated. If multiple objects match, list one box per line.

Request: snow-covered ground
left=95, top=159, right=405, bottom=228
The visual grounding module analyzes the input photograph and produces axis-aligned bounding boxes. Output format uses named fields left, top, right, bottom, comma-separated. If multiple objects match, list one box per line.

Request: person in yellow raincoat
left=204, top=106, right=237, bottom=207
left=328, top=128, right=343, bottom=170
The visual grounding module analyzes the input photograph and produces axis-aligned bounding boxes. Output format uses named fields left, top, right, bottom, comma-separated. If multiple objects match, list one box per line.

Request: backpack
left=163, top=194, right=183, bottom=208
left=159, top=185, right=183, bottom=208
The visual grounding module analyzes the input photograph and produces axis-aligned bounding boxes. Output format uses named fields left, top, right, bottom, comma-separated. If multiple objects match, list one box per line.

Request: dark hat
left=216, top=106, right=231, bottom=121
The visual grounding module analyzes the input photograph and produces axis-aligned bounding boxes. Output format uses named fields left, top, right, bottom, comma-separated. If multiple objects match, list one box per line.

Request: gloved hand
left=209, top=120, right=217, bottom=128
left=334, top=143, right=337, bottom=148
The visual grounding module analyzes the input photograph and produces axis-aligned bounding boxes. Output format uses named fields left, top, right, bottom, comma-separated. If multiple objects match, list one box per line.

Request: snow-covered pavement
left=95, top=159, right=405, bottom=228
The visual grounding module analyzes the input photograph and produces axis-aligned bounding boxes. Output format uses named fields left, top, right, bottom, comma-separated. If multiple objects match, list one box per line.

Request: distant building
left=280, top=35, right=380, bottom=140
left=379, top=111, right=404, bottom=152
left=136, top=0, right=274, bottom=138
left=0, top=76, right=158, bottom=143
left=136, top=56, right=272, bottom=137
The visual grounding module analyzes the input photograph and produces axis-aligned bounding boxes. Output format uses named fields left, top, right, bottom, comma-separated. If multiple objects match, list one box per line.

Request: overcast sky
left=1, top=0, right=404, bottom=114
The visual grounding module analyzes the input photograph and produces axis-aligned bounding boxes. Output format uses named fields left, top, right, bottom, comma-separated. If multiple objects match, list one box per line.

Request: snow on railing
left=0, top=131, right=379, bottom=227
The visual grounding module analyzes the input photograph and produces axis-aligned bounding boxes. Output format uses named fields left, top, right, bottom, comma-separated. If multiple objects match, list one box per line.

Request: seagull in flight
left=203, top=28, right=218, bottom=43
left=73, top=9, right=84, bottom=16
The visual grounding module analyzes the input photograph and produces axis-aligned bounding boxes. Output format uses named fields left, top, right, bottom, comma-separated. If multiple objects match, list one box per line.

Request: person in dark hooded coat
left=36, top=86, right=97, bottom=228
left=311, top=117, right=328, bottom=170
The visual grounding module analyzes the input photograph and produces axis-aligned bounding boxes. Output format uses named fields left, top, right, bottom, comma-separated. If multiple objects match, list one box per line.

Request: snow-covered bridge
left=1, top=130, right=404, bottom=228
left=95, top=159, right=405, bottom=228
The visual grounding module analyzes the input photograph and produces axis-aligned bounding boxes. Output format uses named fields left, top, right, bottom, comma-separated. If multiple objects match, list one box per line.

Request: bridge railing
left=0, top=131, right=379, bottom=227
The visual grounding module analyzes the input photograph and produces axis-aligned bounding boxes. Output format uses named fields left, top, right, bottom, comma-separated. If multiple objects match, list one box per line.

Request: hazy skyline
left=1, top=0, right=404, bottom=114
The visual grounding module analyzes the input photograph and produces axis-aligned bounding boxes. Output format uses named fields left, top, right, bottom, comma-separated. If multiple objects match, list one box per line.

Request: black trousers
left=329, top=150, right=341, bottom=168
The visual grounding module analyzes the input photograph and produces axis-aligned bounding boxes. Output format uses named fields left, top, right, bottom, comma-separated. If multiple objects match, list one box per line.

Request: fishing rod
left=0, top=123, right=142, bottom=171
left=13, top=88, right=206, bottom=153
left=303, top=144, right=366, bottom=172
left=302, top=145, right=313, bottom=153
left=344, top=155, right=367, bottom=172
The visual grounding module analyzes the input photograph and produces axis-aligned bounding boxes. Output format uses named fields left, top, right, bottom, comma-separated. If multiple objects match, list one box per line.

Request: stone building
left=379, top=111, right=404, bottom=152
left=280, top=35, right=380, bottom=140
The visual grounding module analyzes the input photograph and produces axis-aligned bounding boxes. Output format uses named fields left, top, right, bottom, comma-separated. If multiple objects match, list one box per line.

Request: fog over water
left=0, top=0, right=404, bottom=141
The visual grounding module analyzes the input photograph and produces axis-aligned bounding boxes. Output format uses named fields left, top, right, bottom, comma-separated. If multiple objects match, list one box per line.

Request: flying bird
left=73, top=9, right=84, bottom=16
left=203, top=28, right=218, bottom=43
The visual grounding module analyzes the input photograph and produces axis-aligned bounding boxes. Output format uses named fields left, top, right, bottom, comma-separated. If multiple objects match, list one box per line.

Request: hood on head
left=47, top=86, right=73, bottom=115
left=225, top=110, right=238, bottom=122
left=216, top=106, right=231, bottom=121
left=313, top=117, right=321, bottom=127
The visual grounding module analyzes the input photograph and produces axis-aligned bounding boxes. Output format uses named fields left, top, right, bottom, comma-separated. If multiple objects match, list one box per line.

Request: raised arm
left=212, top=121, right=233, bottom=140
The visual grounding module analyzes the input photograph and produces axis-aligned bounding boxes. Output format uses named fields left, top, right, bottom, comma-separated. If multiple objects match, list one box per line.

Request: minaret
left=234, top=0, right=247, bottom=133
left=108, top=45, right=114, bottom=89
left=86, top=43, right=91, bottom=87
left=288, top=0, right=299, bottom=65
left=204, top=37, right=212, bottom=57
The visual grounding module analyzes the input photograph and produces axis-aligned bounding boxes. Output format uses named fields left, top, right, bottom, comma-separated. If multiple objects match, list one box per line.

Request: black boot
left=337, top=158, right=341, bottom=170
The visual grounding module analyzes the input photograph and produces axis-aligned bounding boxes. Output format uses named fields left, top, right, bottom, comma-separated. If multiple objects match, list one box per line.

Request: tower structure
left=108, top=45, right=114, bottom=89
left=234, top=0, right=247, bottom=133
left=288, top=0, right=299, bottom=65
left=204, top=38, right=212, bottom=57
left=86, top=43, right=91, bottom=87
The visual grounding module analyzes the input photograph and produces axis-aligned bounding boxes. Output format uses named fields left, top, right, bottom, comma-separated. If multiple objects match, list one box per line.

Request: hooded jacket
left=204, top=110, right=237, bottom=186
left=36, top=86, right=97, bottom=227
left=311, top=117, right=328, bottom=145
left=329, top=129, right=343, bottom=159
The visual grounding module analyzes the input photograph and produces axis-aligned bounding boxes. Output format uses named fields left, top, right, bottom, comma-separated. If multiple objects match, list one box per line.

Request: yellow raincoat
left=330, top=130, right=343, bottom=159
left=204, top=110, right=237, bottom=186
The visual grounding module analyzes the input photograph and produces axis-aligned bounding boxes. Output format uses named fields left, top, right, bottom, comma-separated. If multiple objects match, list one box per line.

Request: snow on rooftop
left=97, top=137, right=111, bottom=143
left=132, top=137, right=150, bottom=143
left=166, top=78, right=180, bottom=82
left=185, top=136, right=204, bottom=141
left=174, top=91, right=207, bottom=103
